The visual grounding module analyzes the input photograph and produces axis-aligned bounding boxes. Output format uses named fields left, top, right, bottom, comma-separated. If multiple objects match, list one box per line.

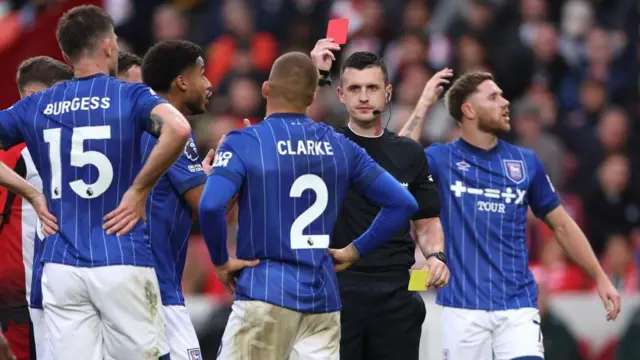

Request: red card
left=326, top=18, right=349, bottom=45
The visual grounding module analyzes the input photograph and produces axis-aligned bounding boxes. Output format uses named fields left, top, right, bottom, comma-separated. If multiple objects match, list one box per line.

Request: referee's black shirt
left=332, top=125, right=441, bottom=273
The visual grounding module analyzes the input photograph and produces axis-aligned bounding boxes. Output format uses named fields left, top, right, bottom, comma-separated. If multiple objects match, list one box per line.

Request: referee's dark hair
left=16, top=56, right=73, bottom=96
left=267, top=52, right=318, bottom=109
left=56, top=5, right=114, bottom=62
left=341, top=51, right=389, bottom=84
left=117, top=51, right=142, bottom=78
left=141, top=40, right=203, bottom=93
left=445, top=71, right=494, bottom=122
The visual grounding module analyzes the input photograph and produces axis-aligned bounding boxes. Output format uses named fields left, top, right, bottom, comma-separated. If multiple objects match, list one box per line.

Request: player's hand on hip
left=420, top=68, right=454, bottom=106
left=595, top=274, right=621, bottom=321
left=215, top=258, right=260, bottom=295
left=310, top=38, right=341, bottom=72
left=28, top=192, right=58, bottom=236
left=0, top=331, right=16, bottom=360
left=424, top=257, right=449, bottom=288
left=328, top=244, right=360, bottom=272
left=103, top=187, right=149, bottom=236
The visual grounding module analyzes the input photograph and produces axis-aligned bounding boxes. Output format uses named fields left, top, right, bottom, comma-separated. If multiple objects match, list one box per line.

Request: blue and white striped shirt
left=0, top=73, right=167, bottom=268
left=426, top=138, right=560, bottom=310
left=209, top=113, right=386, bottom=313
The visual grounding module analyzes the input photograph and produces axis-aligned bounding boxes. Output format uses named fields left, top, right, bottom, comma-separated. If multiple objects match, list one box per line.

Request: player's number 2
left=289, top=174, right=329, bottom=249
left=43, top=126, right=114, bottom=200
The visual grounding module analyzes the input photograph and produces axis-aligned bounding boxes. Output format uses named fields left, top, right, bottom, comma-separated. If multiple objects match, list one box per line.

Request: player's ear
left=308, top=90, right=317, bottom=107
left=261, top=81, right=269, bottom=99
left=175, top=75, right=188, bottom=92
left=101, top=37, right=113, bottom=59
left=336, top=87, right=345, bottom=104
left=461, top=102, right=475, bottom=120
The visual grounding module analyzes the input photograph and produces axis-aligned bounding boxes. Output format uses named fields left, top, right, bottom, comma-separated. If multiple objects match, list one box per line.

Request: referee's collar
left=347, top=122, right=384, bottom=138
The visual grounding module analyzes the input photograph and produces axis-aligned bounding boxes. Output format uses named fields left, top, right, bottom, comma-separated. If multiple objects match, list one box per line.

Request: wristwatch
left=426, top=251, right=447, bottom=264
left=318, top=69, right=332, bottom=87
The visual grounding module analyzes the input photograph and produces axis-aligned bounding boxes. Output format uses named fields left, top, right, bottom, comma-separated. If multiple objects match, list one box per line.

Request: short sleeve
left=410, top=146, right=441, bottom=220
left=528, top=155, right=561, bottom=218
left=0, top=101, right=26, bottom=150
left=126, top=83, right=167, bottom=132
left=166, top=136, right=207, bottom=195
left=210, top=132, right=247, bottom=190
left=424, top=145, right=440, bottom=183
left=344, top=138, right=384, bottom=195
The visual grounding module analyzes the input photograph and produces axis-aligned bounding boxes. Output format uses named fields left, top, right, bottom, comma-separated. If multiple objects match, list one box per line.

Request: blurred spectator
left=526, top=22, right=567, bottom=93
left=584, top=154, right=640, bottom=256
left=529, top=229, right=589, bottom=293
left=513, top=100, right=566, bottom=189
left=599, top=233, right=637, bottom=294
left=153, top=4, right=188, bottom=42
left=538, top=286, right=583, bottom=360
left=205, top=0, right=277, bottom=90
left=518, top=0, right=548, bottom=48
left=338, top=0, right=386, bottom=65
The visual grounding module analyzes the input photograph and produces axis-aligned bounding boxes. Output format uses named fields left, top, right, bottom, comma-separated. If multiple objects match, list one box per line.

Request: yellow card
left=408, top=269, right=430, bottom=291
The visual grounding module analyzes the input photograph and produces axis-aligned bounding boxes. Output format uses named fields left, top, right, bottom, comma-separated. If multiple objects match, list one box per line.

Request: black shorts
left=338, top=271, right=427, bottom=360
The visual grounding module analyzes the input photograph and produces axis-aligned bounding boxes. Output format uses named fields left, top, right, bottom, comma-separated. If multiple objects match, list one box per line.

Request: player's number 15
left=289, top=174, right=330, bottom=250
left=43, top=126, right=114, bottom=200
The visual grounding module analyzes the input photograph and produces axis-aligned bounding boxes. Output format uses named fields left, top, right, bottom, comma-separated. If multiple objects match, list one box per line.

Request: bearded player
left=399, top=71, right=620, bottom=360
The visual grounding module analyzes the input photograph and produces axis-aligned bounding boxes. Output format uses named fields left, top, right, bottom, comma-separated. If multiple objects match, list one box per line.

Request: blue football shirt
left=426, top=138, right=560, bottom=311
left=210, top=113, right=385, bottom=313
left=0, top=73, right=167, bottom=268
left=141, top=133, right=206, bottom=306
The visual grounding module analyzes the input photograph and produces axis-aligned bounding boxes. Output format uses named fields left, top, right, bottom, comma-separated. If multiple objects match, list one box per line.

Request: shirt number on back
left=289, top=174, right=329, bottom=249
left=43, top=126, right=114, bottom=199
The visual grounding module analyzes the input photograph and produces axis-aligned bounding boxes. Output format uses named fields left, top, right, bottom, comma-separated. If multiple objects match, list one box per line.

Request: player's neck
left=265, top=102, right=306, bottom=118
left=160, top=92, right=189, bottom=116
left=73, top=59, right=110, bottom=79
left=348, top=117, right=383, bottom=137
left=460, top=127, right=498, bottom=150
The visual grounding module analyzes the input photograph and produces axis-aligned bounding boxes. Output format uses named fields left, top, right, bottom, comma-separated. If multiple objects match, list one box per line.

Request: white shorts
left=218, top=300, right=340, bottom=360
left=163, top=305, right=201, bottom=360
left=441, top=307, right=544, bottom=360
left=42, top=263, right=169, bottom=360
left=28, top=308, right=47, bottom=359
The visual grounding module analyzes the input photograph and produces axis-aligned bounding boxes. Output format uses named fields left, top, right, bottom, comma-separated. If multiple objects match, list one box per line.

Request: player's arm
left=0, top=147, right=26, bottom=232
left=198, top=134, right=258, bottom=292
left=0, top=106, right=57, bottom=236
left=409, top=146, right=449, bottom=287
left=133, top=104, right=191, bottom=191
left=398, top=68, right=453, bottom=141
left=330, top=140, right=419, bottom=270
left=529, top=155, right=620, bottom=320
left=310, top=38, right=340, bottom=91
left=104, top=86, right=191, bottom=235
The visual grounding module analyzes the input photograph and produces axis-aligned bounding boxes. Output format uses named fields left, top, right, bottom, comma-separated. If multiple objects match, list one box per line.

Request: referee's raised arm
left=309, top=40, right=450, bottom=360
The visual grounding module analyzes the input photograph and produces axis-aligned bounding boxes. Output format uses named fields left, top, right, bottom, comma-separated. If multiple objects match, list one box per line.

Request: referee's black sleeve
left=409, top=145, right=441, bottom=220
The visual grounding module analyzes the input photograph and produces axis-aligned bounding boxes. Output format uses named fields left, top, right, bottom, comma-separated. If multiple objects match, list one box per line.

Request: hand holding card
left=326, top=18, right=349, bottom=45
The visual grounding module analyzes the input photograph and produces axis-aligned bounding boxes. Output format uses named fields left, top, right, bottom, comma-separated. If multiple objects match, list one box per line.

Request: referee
left=311, top=41, right=451, bottom=360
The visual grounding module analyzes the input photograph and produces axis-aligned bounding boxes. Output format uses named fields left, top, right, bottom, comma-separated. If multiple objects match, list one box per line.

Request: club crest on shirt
left=503, top=159, right=526, bottom=184
left=187, top=348, right=201, bottom=360
left=184, top=137, right=200, bottom=161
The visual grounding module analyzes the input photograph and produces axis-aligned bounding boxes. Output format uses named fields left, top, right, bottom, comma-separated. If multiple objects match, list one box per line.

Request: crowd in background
left=0, top=0, right=638, bottom=359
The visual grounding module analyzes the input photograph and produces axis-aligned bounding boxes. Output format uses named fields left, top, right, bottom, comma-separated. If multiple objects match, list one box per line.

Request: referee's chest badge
left=503, top=160, right=526, bottom=184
